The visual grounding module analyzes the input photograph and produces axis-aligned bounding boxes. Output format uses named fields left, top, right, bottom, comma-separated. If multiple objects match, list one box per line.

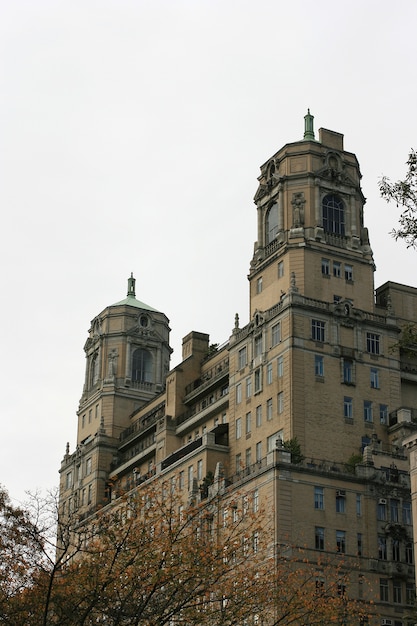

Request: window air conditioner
left=379, top=498, right=387, bottom=505
left=336, top=490, right=346, bottom=497
left=381, top=619, right=392, bottom=626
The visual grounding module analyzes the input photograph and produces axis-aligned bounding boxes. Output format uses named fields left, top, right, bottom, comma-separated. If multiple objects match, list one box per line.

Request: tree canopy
left=379, top=149, right=417, bottom=248
left=1, top=483, right=371, bottom=625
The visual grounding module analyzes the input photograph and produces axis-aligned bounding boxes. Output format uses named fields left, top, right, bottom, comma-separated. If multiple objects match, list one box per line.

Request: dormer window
left=322, top=194, right=345, bottom=236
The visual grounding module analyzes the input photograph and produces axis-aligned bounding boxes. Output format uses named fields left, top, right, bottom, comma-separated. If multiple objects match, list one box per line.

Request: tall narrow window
left=315, top=527, right=325, bottom=550
left=277, top=356, right=284, bottom=378
left=336, top=491, right=346, bottom=513
left=344, top=397, right=353, bottom=419
left=366, top=332, right=380, bottom=354
left=380, top=404, right=388, bottom=424
left=370, top=368, right=379, bottom=389
left=254, top=334, right=263, bottom=356
left=266, top=203, right=279, bottom=243
left=235, top=418, right=242, bottom=440
left=132, top=348, right=152, bottom=383
left=336, top=530, right=346, bottom=553
left=277, top=391, right=284, bottom=414
left=322, top=194, right=345, bottom=235
left=238, top=346, right=247, bottom=370
left=267, top=398, right=273, bottom=421
left=256, top=405, right=262, bottom=428
left=321, top=258, right=330, bottom=276
left=343, top=359, right=353, bottom=384
left=315, top=355, right=324, bottom=377
left=271, top=323, right=281, bottom=346
left=267, top=362, right=273, bottom=384
left=314, top=487, right=324, bottom=510
left=245, top=411, right=251, bottom=434
left=363, top=400, right=373, bottom=423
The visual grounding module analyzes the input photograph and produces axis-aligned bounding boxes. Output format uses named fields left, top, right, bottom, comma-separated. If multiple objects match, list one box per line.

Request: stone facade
left=59, top=113, right=417, bottom=625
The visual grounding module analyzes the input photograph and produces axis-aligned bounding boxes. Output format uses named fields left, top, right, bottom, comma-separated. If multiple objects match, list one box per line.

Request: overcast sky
left=1, top=0, right=416, bottom=504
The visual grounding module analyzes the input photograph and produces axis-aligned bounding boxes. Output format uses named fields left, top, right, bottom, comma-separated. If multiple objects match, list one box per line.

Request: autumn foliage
left=0, top=483, right=371, bottom=625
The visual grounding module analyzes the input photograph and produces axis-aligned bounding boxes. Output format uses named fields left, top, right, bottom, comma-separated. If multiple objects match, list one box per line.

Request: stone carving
left=291, top=192, right=305, bottom=227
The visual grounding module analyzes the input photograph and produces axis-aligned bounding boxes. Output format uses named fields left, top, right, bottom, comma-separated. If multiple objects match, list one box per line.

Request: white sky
left=1, top=0, right=416, bottom=504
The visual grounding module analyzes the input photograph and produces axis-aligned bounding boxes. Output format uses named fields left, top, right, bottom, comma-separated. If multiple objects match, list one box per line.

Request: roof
left=110, top=274, right=160, bottom=313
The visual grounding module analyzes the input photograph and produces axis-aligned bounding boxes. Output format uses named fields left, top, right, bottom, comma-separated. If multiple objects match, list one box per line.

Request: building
left=59, top=112, right=417, bottom=625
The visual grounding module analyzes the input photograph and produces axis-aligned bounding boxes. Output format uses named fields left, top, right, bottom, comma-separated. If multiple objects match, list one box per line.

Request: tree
left=1, top=483, right=372, bottom=625
left=379, top=149, right=417, bottom=248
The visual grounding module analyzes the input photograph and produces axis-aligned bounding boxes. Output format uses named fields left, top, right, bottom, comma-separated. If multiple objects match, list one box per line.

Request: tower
left=59, top=274, right=171, bottom=513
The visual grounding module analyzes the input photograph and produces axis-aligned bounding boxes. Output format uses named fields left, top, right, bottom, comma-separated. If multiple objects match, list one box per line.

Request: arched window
left=90, top=352, right=99, bottom=387
left=132, top=348, right=152, bottom=383
left=322, top=194, right=345, bottom=235
left=266, top=203, right=278, bottom=243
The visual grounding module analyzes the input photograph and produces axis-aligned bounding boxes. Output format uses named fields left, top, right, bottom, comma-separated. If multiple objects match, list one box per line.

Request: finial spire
left=127, top=273, right=136, bottom=298
left=303, top=108, right=315, bottom=141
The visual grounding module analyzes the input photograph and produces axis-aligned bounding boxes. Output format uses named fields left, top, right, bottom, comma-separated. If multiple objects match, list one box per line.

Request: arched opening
left=266, top=203, right=278, bottom=243
left=322, top=194, right=345, bottom=235
left=132, top=348, right=152, bottom=383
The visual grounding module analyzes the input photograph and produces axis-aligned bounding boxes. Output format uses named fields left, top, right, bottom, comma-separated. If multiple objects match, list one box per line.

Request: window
left=238, top=347, right=247, bottom=370
left=315, top=527, right=325, bottom=550
left=380, top=404, right=388, bottom=424
left=235, top=417, right=242, bottom=439
left=86, top=457, right=92, bottom=475
left=277, top=391, right=284, bottom=414
left=66, top=471, right=73, bottom=490
left=406, top=582, right=415, bottom=605
left=391, top=499, right=400, bottom=523
left=380, top=578, right=389, bottom=602
left=322, top=194, right=345, bottom=235
left=370, top=368, right=379, bottom=388
left=377, top=499, right=387, bottom=521
left=235, top=453, right=242, bottom=472
left=197, top=459, right=203, bottom=481
left=267, top=431, right=283, bottom=452
left=245, top=411, right=251, bottom=434
left=343, top=359, right=353, bottom=384
left=363, top=400, right=373, bottom=423
left=245, top=447, right=252, bottom=468
left=278, top=261, right=284, bottom=277
left=343, top=396, right=353, bottom=419
left=333, top=261, right=341, bottom=277
left=256, top=405, right=262, bottom=427
left=336, top=530, right=346, bottom=553
left=393, top=580, right=402, bottom=604
left=403, top=501, right=412, bottom=525
left=271, top=323, right=281, bottom=346
left=321, top=258, right=330, bottom=276
left=356, top=494, right=362, bottom=516
left=254, top=335, right=263, bottom=357
left=266, top=203, right=279, bottom=243
left=253, top=488, right=259, bottom=513
left=246, top=376, right=252, bottom=398
left=267, top=398, right=273, bottom=421
left=357, top=533, right=363, bottom=556
left=344, top=264, right=353, bottom=281
left=179, top=470, right=184, bottom=490
left=81, top=414, right=85, bottom=428
left=256, top=441, right=262, bottom=462
left=392, top=539, right=400, bottom=561
left=277, top=355, right=283, bottom=378
left=366, top=332, right=380, bottom=355
left=314, top=486, right=324, bottom=510
left=267, top=362, right=273, bottom=384
left=132, top=348, right=152, bottom=383
left=312, top=319, right=325, bottom=342
left=253, top=531, right=259, bottom=554
left=378, top=535, right=387, bottom=560
left=187, top=465, right=193, bottom=490
left=88, top=409, right=92, bottom=423
left=254, top=368, right=262, bottom=393
left=236, top=383, right=242, bottom=404
left=336, top=491, right=346, bottom=513
left=315, top=355, right=324, bottom=377
left=256, top=277, right=263, bottom=294
left=87, top=484, right=92, bottom=504
left=95, top=403, right=99, bottom=418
